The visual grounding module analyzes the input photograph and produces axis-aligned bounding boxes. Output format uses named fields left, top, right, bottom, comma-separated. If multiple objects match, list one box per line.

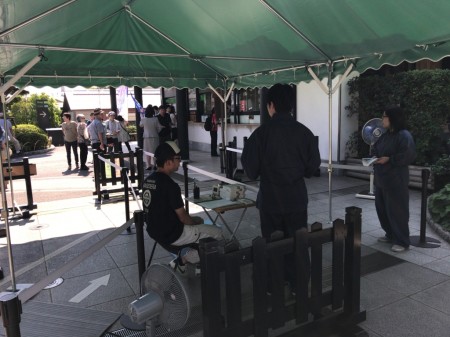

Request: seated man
left=142, top=141, right=223, bottom=266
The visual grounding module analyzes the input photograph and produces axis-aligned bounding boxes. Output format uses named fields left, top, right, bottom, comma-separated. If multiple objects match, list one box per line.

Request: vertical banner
left=116, top=86, right=128, bottom=120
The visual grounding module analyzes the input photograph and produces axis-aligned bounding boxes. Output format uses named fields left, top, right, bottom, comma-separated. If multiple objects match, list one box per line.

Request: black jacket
left=241, top=113, right=321, bottom=214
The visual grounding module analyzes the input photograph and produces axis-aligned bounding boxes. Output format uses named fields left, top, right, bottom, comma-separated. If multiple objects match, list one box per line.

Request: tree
left=8, top=93, right=61, bottom=128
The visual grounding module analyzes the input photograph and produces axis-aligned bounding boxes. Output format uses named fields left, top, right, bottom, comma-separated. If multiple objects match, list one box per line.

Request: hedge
left=346, top=69, right=450, bottom=165
left=14, top=124, right=49, bottom=152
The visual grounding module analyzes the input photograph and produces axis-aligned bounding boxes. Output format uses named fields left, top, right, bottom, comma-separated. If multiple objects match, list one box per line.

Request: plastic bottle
left=193, top=180, right=200, bottom=199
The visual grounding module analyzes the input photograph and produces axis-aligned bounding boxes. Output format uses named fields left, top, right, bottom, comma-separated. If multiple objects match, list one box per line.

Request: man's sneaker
left=391, top=244, right=406, bottom=252
left=169, top=257, right=186, bottom=273
left=377, top=235, right=392, bottom=243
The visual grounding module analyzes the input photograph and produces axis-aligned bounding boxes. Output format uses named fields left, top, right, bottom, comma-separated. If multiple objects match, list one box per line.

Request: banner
left=116, top=85, right=128, bottom=120
left=131, top=94, right=145, bottom=119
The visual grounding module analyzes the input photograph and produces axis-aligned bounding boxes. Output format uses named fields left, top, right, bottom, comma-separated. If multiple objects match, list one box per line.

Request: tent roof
left=2, top=0, right=450, bottom=89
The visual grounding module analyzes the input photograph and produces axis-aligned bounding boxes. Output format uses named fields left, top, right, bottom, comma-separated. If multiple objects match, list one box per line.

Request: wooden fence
left=199, top=206, right=366, bottom=337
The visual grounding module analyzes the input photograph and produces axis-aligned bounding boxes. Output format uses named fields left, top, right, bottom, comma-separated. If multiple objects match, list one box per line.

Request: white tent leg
left=307, top=63, right=353, bottom=223
left=0, top=54, right=43, bottom=95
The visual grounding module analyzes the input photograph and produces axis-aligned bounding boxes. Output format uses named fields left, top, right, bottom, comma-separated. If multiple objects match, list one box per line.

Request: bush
left=346, top=69, right=450, bottom=165
left=126, top=124, right=137, bottom=134
left=15, top=124, right=49, bottom=152
left=428, top=184, right=450, bottom=231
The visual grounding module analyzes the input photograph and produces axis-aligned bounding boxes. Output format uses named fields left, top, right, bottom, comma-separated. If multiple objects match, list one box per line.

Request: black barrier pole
left=183, top=161, right=189, bottom=214
left=219, top=143, right=225, bottom=173
left=134, top=210, right=146, bottom=286
left=122, top=168, right=130, bottom=222
left=136, top=147, right=144, bottom=191
left=410, top=169, right=440, bottom=248
left=93, top=151, right=101, bottom=203
left=22, top=158, right=33, bottom=211
left=0, top=293, right=22, bottom=337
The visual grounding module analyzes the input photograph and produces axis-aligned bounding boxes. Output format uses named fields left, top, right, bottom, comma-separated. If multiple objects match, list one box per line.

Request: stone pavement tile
left=106, top=240, right=171, bottom=268
left=410, top=245, right=450, bottom=260
left=364, top=262, right=449, bottom=296
left=411, top=279, right=450, bottom=315
left=119, top=264, right=140, bottom=295
left=422, top=259, right=450, bottom=276
left=89, top=294, right=137, bottom=314
left=360, top=277, right=405, bottom=312
left=51, top=247, right=117, bottom=279
left=49, top=268, right=134, bottom=308
left=362, top=298, right=450, bottom=337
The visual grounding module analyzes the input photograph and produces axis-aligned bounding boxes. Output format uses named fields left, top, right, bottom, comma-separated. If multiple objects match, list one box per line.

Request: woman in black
left=373, top=106, right=416, bottom=252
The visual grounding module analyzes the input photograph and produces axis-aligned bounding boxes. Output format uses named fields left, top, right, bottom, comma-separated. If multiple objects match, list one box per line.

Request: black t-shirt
left=142, top=172, right=184, bottom=244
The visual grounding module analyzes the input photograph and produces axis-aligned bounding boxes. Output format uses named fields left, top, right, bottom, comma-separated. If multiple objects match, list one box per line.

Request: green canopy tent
left=1, top=0, right=450, bottom=223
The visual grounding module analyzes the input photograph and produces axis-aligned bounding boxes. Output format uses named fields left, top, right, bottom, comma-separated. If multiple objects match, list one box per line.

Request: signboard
left=36, top=100, right=51, bottom=130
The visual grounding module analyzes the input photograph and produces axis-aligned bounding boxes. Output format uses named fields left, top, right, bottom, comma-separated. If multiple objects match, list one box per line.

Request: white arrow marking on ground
left=69, top=274, right=110, bottom=303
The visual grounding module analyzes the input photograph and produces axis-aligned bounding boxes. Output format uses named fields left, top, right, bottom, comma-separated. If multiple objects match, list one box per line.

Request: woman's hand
left=376, top=156, right=390, bottom=165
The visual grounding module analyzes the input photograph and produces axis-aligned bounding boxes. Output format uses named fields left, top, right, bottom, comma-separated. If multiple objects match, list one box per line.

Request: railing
left=199, top=206, right=366, bottom=337
left=92, top=148, right=144, bottom=204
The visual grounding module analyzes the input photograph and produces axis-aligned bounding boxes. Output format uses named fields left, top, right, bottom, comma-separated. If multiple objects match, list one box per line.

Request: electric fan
left=355, top=118, right=386, bottom=199
left=128, top=263, right=191, bottom=337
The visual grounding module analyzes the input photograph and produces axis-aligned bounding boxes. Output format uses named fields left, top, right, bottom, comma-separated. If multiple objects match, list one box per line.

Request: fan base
left=355, top=190, right=375, bottom=200
left=119, top=313, right=145, bottom=331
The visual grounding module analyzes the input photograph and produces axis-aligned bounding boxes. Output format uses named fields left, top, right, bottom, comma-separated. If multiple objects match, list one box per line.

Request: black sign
left=36, top=100, right=51, bottom=130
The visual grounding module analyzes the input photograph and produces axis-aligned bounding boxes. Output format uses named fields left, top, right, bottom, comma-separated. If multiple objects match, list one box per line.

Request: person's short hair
left=266, top=83, right=295, bottom=114
left=384, top=105, right=406, bottom=132
left=108, top=111, right=116, bottom=116
left=76, top=114, right=85, bottom=122
left=116, top=115, right=124, bottom=122
left=158, top=105, right=166, bottom=110
left=154, top=141, right=181, bottom=167
left=93, top=108, right=103, bottom=115
left=63, top=112, right=71, bottom=120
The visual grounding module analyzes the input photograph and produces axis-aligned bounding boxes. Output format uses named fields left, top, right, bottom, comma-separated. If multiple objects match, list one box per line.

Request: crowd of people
left=59, top=104, right=178, bottom=172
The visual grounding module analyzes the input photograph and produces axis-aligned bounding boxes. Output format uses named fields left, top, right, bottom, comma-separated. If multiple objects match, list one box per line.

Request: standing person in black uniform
left=241, top=83, right=321, bottom=292
left=373, top=106, right=416, bottom=252
left=210, top=108, right=219, bottom=157
left=157, top=105, right=172, bottom=144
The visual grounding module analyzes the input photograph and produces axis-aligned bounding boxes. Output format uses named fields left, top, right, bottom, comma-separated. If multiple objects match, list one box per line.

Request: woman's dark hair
left=145, top=104, right=153, bottom=118
left=116, top=115, right=124, bottom=122
left=266, top=83, right=294, bottom=114
left=384, top=106, right=406, bottom=132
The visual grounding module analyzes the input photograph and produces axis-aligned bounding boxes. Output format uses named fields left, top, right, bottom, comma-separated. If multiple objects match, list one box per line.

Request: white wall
left=296, top=72, right=360, bottom=162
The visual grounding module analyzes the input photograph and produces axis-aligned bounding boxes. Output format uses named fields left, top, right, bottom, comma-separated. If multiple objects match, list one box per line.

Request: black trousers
left=259, top=209, right=308, bottom=289
left=64, top=140, right=79, bottom=166
left=375, top=185, right=410, bottom=247
left=78, top=142, right=88, bottom=166
left=210, top=131, right=218, bottom=155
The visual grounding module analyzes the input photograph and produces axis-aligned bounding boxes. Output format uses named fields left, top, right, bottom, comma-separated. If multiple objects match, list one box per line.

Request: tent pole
left=0, top=93, right=17, bottom=292
left=0, top=0, right=79, bottom=39
left=327, top=63, right=333, bottom=223
left=0, top=54, right=43, bottom=95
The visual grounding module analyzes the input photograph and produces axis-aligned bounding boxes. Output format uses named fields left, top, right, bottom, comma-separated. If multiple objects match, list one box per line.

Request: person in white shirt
left=140, top=105, right=162, bottom=170
left=0, top=112, right=21, bottom=155
left=106, top=111, right=121, bottom=153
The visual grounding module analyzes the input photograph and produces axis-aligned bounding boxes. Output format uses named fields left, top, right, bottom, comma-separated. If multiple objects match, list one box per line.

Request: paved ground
left=1, top=147, right=450, bottom=336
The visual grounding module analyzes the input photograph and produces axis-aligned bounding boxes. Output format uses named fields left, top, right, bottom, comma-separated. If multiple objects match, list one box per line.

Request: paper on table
left=362, top=157, right=378, bottom=166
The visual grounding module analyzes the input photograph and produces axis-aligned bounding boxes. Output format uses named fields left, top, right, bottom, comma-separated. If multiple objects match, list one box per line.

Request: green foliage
left=428, top=184, right=450, bottom=231
left=15, top=124, right=49, bottom=152
left=126, top=124, right=137, bottom=134
left=431, top=155, right=450, bottom=176
left=8, top=93, right=61, bottom=128
left=346, top=70, right=450, bottom=165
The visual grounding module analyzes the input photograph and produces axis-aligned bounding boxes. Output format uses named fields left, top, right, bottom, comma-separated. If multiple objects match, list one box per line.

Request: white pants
left=171, top=224, right=223, bottom=264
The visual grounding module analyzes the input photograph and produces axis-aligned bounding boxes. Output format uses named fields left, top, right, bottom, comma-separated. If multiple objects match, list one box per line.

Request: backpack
left=204, top=116, right=212, bottom=131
